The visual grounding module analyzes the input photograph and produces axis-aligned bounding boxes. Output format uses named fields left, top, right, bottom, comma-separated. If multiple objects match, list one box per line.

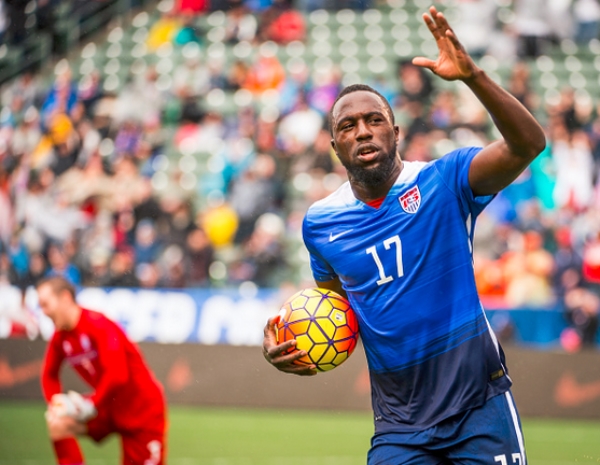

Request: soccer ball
left=276, top=288, right=359, bottom=372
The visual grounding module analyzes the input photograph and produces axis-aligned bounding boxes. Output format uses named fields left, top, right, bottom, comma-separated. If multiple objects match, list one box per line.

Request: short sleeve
left=302, top=214, right=337, bottom=282
left=433, top=146, right=494, bottom=218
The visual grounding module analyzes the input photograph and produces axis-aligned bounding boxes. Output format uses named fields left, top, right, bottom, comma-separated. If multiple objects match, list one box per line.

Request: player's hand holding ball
left=263, top=288, right=359, bottom=374
left=45, top=391, right=97, bottom=440
left=47, top=391, right=97, bottom=422
left=47, top=393, right=78, bottom=420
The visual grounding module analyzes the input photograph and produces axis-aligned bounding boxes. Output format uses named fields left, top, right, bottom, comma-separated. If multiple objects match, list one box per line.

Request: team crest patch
left=399, top=186, right=421, bottom=214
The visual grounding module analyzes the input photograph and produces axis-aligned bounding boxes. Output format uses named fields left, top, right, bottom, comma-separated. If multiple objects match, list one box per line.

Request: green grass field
left=1, top=402, right=599, bottom=464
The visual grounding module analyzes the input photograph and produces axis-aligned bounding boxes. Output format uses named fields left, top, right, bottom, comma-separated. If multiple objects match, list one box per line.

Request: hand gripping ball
left=276, top=288, right=359, bottom=372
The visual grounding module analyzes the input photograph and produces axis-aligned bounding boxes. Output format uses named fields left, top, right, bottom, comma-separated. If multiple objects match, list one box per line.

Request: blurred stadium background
left=1, top=0, right=600, bottom=463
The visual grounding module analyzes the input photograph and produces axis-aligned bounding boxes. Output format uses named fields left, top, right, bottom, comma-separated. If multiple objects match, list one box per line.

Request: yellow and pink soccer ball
left=276, top=288, right=359, bottom=372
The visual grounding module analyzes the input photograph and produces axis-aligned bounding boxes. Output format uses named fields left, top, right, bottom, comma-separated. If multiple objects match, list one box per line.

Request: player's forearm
left=463, top=69, right=546, bottom=159
left=42, top=350, right=64, bottom=402
left=42, top=375, right=63, bottom=402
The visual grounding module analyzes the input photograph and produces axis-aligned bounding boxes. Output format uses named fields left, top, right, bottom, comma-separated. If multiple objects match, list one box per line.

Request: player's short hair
left=36, top=276, right=76, bottom=299
left=329, top=84, right=395, bottom=135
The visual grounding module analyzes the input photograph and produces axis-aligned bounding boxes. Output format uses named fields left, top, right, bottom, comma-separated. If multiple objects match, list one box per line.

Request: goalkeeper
left=38, top=276, right=167, bottom=465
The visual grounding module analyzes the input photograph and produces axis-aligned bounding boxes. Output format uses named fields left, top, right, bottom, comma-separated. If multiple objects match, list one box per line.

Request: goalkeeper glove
left=67, top=391, right=97, bottom=421
left=48, top=391, right=97, bottom=422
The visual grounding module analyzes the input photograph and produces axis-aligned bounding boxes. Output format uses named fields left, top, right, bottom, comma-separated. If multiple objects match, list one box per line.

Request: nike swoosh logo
left=329, top=230, right=353, bottom=242
left=0, top=356, right=43, bottom=388
left=554, top=371, right=600, bottom=407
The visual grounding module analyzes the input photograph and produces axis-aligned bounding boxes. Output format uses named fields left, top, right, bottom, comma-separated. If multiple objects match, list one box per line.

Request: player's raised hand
left=262, top=316, right=317, bottom=376
left=412, top=6, right=478, bottom=82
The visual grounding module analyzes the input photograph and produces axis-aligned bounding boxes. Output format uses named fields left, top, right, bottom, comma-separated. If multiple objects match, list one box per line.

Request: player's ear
left=330, top=138, right=338, bottom=155
left=394, top=125, right=402, bottom=144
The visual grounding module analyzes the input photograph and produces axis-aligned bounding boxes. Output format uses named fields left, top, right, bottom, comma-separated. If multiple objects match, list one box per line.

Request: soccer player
left=38, top=276, right=167, bottom=465
left=263, top=7, right=545, bottom=465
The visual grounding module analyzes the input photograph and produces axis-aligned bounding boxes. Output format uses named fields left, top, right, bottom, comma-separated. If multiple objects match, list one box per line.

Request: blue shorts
left=368, top=391, right=526, bottom=465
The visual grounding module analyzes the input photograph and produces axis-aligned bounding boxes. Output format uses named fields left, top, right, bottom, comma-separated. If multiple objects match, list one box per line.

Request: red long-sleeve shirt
left=42, top=308, right=165, bottom=433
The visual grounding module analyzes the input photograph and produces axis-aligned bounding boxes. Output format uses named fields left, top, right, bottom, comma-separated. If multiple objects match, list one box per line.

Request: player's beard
left=342, top=144, right=399, bottom=187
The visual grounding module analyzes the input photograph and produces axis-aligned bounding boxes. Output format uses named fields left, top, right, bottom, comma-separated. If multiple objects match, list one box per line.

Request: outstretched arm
left=413, top=7, right=546, bottom=196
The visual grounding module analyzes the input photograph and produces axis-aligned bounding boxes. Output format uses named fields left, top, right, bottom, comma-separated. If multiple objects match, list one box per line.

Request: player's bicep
left=468, top=140, right=536, bottom=196
left=316, top=277, right=347, bottom=300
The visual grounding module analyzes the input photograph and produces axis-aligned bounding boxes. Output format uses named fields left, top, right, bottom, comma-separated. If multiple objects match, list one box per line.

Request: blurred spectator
left=552, top=129, right=595, bottom=210
left=243, top=48, right=286, bottom=94
left=161, top=244, right=187, bottom=288
left=6, top=232, right=29, bottom=280
left=41, top=70, right=79, bottom=126
left=257, top=0, right=306, bottom=44
left=174, top=15, right=202, bottom=45
left=513, top=0, right=552, bottom=57
left=0, top=164, right=13, bottom=245
left=17, top=251, right=47, bottom=290
left=278, top=98, right=323, bottom=153
left=504, top=230, right=555, bottom=308
left=46, top=243, right=81, bottom=285
left=279, top=63, right=310, bottom=115
left=137, top=262, right=162, bottom=288
left=230, top=153, right=278, bottom=243
left=78, top=70, right=103, bottom=118
left=147, top=12, right=180, bottom=51
left=307, top=68, right=343, bottom=117
left=114, top=120, right=141, bottom=159
left=290, top=129, right=335, bottom=175
left=582, top=233, right=600, bottom=285
left=176, top=0, right=209, bottom=14
left=0, top=252, right=18, bottom=286
left=450, top=0, right=497, bottom=58
left=396, top=61, right=434, bottom=108
left=185, top=228, right=213, bottom=286
left=224, top=1, right=258, bottom=43
left=546, top=0, right=574, bottom=44
left=563, top=287, right=600, bottom=348
left=107, top=250, right=139, bottom=287
left=229, top=213, right=285, bottom=286
left=134, top=220, right=162, bottom=265
left=507, top=62, right=536, bottom=112
left=573, top=0, right=600, bottom=43
left=225, top=60, right=251, bottom=91
left=173, top=57, right=211, bottom=98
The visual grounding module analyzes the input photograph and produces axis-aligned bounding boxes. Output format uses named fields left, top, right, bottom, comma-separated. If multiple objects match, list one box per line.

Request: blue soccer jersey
left=302, top=147, right=512, bottom=433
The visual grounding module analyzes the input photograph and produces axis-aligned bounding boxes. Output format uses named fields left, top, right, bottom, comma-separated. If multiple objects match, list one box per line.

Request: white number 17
left=495, top=454, right=522, bottom=465
left=366, top=235, right=404, bottom=286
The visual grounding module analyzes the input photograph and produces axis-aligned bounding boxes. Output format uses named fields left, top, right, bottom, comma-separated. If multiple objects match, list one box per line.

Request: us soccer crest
left=399, top=186, right=421, bottom=214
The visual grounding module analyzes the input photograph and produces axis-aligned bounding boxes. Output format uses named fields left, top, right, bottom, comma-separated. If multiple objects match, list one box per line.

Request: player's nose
left=355, top=119, right=372, bottom=140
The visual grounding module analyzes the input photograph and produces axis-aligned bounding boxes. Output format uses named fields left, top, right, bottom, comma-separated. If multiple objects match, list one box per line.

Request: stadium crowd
left=0, top=0, right=599, bottom=345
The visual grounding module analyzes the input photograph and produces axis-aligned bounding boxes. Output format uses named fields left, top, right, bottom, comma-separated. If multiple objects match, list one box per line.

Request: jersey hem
left=373, top=385, right=511, bottom=434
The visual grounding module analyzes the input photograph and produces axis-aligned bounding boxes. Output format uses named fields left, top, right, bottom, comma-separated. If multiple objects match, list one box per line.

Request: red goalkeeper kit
left=42, top=308, right=166, bottom=465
